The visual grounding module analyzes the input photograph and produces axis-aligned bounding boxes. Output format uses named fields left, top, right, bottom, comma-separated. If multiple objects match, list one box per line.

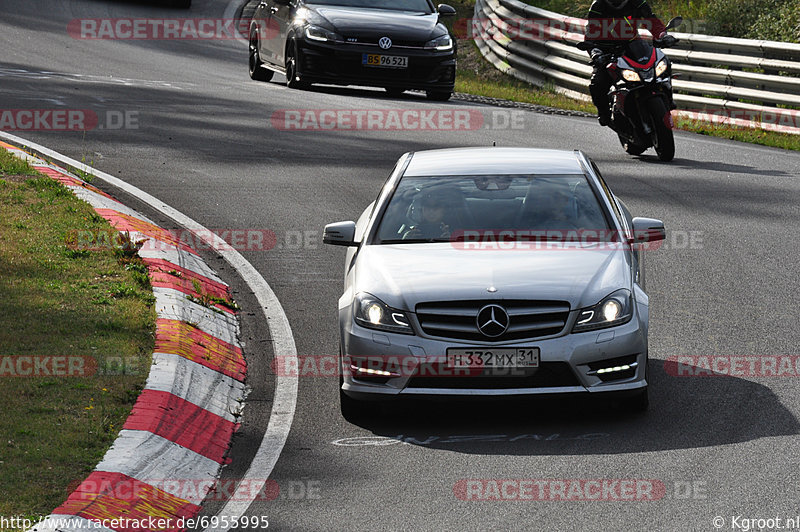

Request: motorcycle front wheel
left=648, top=98, right=675, bottom=162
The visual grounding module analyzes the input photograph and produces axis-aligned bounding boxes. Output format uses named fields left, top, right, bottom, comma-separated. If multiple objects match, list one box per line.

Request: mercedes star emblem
left=476, top=304, right=510, bottom=338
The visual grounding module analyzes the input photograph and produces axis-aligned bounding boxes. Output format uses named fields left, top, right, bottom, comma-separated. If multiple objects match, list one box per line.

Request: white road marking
left=0, top=131, right=298, bottom=529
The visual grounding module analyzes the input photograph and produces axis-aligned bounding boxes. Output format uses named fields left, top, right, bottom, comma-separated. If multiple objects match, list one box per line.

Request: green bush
left=746, top=1, right=800, bottom=42
left=703, top=0, right=789, bottom=38
left=522, top=0, right=800, bottom=42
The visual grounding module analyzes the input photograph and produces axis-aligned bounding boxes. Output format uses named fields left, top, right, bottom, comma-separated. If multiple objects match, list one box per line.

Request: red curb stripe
left=145, top=261, right=231, bottom=304
left=95, top=209, right=200, bottom=255
left=123, top=390, right=238, bottom=463
left=151, top=276, right=236, bottom=314
left=32, top=166, right=118, bottom=201
left=142, top=259, right=235, bottom=315
left=53, top=471, right=199, bottom=532
left=155, top=319, right=246, bottom=382
left=142, top=258, right=227, bottom=294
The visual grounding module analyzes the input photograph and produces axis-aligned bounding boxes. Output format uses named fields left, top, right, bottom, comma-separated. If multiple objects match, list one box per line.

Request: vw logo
left=476, top=304, right=510, bottom=338
left=378, top=37, right=392, bottom=50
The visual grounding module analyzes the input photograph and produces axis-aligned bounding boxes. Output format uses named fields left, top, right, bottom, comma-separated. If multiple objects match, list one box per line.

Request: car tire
left=385, top=87, right=407, bottom=97
left=249, top=31, right=273, bottom=82
left=285, top=42, right=309, bottom=90
left=426, top=90, right=452, bottom=101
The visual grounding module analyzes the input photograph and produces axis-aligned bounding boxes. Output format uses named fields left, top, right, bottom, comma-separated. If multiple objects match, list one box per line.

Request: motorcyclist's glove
left=655, top=34, right=678, bottom=47
left=590, top=48, right=610, bottom=66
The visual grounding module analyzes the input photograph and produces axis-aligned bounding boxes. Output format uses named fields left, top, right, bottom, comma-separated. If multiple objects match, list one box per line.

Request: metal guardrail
left=473, top=0, right=800, bottom=133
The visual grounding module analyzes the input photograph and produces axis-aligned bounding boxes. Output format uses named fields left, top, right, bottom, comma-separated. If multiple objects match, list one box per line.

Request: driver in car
left=584, top=0, right=675, bottom=126
left=403, top=192, right=452, bottom=240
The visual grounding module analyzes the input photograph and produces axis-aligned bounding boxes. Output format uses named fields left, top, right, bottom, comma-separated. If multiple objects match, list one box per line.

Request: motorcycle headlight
left=305, top=25, right=342, bottom=43
left=622, top=70, right=641, bottom=82
left=353, top=293, right=414, bottom=335
left=424, top=34, right=453, bottom=51
left=572, top=289, right=633, bottom=333
left=655, top=59, right=668, bottom=77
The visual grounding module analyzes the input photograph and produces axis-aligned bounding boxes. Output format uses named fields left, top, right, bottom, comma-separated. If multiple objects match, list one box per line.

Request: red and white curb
left=1, top=140, right=248, bottom=531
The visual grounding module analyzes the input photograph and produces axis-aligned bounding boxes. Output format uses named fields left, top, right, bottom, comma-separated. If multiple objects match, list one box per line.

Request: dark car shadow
left=265, top=80, right=436, bottom=102
left=350, top=361, right=798, bottom=455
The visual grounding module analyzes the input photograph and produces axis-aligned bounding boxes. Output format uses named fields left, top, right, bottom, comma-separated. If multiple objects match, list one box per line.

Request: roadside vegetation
left=519, top=0, right=800, bottom=42
left=0, top=149, right=155, bottom=522
left=444, top=0, right=800, bottom=151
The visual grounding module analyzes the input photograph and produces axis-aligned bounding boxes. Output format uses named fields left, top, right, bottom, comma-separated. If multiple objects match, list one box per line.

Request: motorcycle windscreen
left=622, top=39, right=656, bottom=69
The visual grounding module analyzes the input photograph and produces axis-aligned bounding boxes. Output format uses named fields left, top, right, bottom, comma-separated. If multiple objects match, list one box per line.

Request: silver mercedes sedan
left=324, top=147, right=665, bottom=419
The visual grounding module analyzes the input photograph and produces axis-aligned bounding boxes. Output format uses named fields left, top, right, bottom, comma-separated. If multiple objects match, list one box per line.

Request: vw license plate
left=362, top=54, right=408, bottom=68
left=446, top=348, right=540, bottom=369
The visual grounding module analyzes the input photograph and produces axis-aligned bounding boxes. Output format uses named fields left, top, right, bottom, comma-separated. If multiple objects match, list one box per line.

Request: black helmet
left=606, top=0, right=629, bottom=8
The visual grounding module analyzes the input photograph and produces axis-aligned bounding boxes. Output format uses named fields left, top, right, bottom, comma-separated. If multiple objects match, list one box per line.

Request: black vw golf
left=248, top=0, right=457, bottom=100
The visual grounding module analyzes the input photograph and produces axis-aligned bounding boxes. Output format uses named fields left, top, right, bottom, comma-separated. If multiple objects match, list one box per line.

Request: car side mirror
left=631, top=217, right=666, bottom=244
left=437, top=4, right=456, bottom=17
left=666, top=16, right=683, bottom=31
left=324, top=221, right=358, bottom=247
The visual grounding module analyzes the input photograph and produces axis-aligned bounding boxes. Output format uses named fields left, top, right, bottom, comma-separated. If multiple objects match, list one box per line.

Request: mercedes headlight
left=305, top=25, right=342, bottom=43
left=655, top=59, right=668, bottom=77
left=353, top=293, right=413, bottom=334
left=572, top=289, right=633, bottom=332
left=424, top=34, right=453, bottom=51
left=622, top=70, right=641, bottom=82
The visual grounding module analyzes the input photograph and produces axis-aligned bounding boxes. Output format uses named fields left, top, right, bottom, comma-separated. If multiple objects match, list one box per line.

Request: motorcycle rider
left=585, top=0, right=676, bottom=126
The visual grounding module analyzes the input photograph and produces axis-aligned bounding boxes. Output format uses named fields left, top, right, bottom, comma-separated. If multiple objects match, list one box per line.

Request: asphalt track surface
left=2, top=1, right=800, bottom=530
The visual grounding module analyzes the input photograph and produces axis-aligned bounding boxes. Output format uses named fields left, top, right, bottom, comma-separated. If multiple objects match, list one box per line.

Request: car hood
left=310, top=5, right=441, bottom=41
left=353, top=243, right=632, bottom=312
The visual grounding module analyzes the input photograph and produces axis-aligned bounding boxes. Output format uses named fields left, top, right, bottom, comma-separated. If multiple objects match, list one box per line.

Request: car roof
left=403, top=147, right=586, bottom=177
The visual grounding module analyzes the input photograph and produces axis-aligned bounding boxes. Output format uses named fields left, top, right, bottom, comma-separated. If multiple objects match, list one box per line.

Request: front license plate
left=446, top=348, right=540, bottom=369
left=362, top=54, right=408, bottom=68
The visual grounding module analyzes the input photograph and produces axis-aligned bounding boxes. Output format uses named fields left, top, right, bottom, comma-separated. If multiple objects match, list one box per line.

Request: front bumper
left=340, top=313, right=648, bottom=400
left=296, top=38, right=456, bottom=91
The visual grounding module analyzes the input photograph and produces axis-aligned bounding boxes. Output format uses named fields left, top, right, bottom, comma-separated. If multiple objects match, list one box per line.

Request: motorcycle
left=578, top=16, right=683, bottom=162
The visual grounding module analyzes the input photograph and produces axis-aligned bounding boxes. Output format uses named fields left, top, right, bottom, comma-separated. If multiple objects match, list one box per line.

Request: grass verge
left=445, top=0, right=800, bottom=151
left=0, top=148, right=155, bottom=525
